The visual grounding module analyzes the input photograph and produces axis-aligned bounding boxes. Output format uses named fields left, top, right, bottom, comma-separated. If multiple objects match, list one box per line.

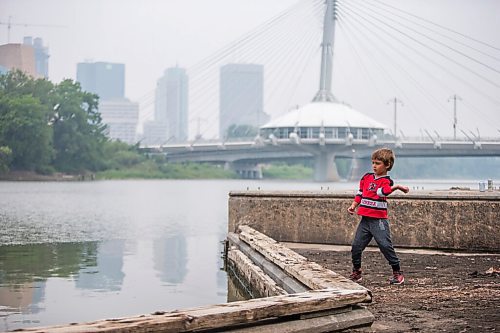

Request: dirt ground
left=292, top=245, right=499, bottom=333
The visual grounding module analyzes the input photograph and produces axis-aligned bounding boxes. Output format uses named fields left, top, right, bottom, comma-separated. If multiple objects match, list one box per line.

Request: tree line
left=0, top=71, right=238, bottom=179
left=0, top=70, right=142, bottom=175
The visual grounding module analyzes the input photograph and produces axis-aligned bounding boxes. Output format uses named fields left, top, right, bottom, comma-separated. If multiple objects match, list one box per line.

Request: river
left=0, top=178, right=482, bottom=331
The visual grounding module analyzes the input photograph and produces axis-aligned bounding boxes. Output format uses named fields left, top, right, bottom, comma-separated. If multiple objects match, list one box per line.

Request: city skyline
left=0, top=0, right=499, bottom=140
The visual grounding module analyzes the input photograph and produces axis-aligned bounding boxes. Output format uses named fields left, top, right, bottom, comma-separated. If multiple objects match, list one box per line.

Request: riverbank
left=293, top=244, right=500, bottom=332
left=0, top=163, right=314, bottom=181
left=0, top=171, right=95, bottom=181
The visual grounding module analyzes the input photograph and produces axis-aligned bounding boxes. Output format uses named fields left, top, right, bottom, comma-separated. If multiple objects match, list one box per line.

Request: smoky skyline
left=1, top=0, right=499, bottom=140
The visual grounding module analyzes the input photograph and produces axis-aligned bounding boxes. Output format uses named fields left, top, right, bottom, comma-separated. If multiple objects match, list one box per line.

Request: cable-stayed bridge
left=140, top=0, right=500, bottom=181
left=145, top=136, right=500, bottom=181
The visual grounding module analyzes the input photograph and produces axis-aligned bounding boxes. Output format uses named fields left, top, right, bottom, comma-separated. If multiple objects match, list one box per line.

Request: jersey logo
left=368, top=182, right=377, bottom=191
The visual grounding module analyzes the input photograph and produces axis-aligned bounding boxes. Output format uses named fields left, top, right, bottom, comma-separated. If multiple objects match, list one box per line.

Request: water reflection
left=0, top=236, right=228, bottom=331
left=153, top=234, right=187, bottom=285
left=0, top=242, right=98, bottom=285
left=0, top=242, right=101, bottom=325
left=0, top=281, right=45, bottom=316
left=75, top=240, right=125, bottom=292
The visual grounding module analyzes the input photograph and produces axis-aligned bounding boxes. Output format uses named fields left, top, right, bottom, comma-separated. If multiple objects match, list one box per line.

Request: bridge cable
left=348, top=0, right=500, bottom=76
left=340, top=0, right=500, bottom=89
left=188, top=2, right=320, bottom=140
left=338, top=0, right=500, bottom=106
left=187, top=0, right=323, bottom=141
left=337, top=1, right=499, bottom=135
left=336, top=10, right=435, bottom=131
left=195, top=8, right=320, bottom=139
left=370, top=0, right=500, bottom=53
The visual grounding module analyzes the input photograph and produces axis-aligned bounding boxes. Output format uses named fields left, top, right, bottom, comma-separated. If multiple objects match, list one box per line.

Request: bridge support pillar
left=314, top=152, right=340, bottom=182
left=348, top=157, right=372, bottom=181
left=230, top=162, right=263, bottom=179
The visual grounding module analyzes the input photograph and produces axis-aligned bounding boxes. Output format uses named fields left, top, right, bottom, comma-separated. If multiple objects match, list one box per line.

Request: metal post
left=448, top=94, right=461, bottom=140
left=7, top=16, right=12, bottom=43
left=387, top=98, right=403, bottom=140
left=394, top=98, right=397, bottom=138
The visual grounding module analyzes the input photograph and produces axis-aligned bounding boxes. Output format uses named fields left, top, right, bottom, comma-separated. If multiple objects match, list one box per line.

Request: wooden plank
left=228, top=232, right=309, bottom=294
left=20, top=289, right=370, bottom=333
left=228, top=248, right=287, bottom=297
left=238, top=225, right=372, bottom=301
left=299, top=306, right=352, bottom=319
left=227, top=306, right=374, bottom=332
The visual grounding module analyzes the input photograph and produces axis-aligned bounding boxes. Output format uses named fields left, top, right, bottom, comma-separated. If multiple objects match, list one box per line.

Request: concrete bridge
left=143, top=137, right=500, bottom=181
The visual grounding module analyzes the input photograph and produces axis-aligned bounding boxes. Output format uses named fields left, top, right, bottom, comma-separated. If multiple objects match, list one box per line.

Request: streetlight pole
left=448, top=94, right=461, bottom=140
left=387, top=98, right=403, bottom=140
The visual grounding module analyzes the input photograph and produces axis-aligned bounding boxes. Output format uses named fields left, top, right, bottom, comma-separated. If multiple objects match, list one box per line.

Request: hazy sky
left=1, top=0, right=499, bottom=139
left=0, top=0, right=294, bottom=99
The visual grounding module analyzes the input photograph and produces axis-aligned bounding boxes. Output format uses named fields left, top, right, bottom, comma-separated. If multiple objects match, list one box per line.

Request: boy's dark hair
left=372, top=148, right=395, bottom=171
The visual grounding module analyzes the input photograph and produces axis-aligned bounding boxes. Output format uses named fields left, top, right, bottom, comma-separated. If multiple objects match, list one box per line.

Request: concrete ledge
left=228, top=190, right=500, bottom=252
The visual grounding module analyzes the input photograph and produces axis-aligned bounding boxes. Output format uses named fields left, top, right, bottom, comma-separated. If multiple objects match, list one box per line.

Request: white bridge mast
left=313, top=0, right=337, bottom=102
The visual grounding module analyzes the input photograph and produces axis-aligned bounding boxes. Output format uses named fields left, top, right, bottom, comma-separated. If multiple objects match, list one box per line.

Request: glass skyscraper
left=76, top=61, right=125, bottom=101
left=154, top=66, right=189, bottom=143
left=219, top=63, right=268, bottom=140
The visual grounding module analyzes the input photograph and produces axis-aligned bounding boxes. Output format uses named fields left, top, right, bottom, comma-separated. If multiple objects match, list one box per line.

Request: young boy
left=347, top=148, right=409, bottom=285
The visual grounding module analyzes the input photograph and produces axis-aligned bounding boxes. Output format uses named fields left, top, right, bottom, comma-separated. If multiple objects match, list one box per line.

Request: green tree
left=0, top=146, right=12, bottom=173
left=0, top=71, right=54, bottom=171
left=50, top=80, right=108, bottom=172
left=102, top=140, right=146, bottom=169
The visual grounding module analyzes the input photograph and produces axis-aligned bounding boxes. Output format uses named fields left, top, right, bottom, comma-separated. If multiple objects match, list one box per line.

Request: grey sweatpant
left=351, top=216, right=400, bottom=270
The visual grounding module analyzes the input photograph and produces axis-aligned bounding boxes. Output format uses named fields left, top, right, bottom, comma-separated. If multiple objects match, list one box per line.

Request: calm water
left=0, top=178, right=482, bottom=330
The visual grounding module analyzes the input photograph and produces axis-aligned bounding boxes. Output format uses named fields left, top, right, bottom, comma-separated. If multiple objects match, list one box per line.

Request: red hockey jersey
left=354, top=172, right=394, bottom=218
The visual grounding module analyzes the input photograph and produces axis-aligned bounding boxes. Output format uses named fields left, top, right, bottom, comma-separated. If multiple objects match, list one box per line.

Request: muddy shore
left=292, top=245, right=499, bottom=333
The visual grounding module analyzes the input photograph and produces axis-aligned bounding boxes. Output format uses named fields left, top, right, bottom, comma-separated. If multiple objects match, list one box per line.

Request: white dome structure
left=256, top=0, right=388, bottom=182
left=260, top=101, right=387, bottom=141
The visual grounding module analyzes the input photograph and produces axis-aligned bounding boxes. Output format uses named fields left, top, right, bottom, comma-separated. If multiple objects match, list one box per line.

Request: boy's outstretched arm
left=348, top=201, right=359, bottom=214
left=391, top=184, right=410, bottom=193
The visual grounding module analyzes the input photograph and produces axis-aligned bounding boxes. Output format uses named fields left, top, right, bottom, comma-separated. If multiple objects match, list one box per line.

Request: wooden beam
left=227, top=232, right=309, bottom=294
left=229, top=306, right=374, bottom=332
left=227, top=248, right=287, bottom=297
left=19, top=289, right=370, bottom=333
left=238, top=225, right=372, bottom=301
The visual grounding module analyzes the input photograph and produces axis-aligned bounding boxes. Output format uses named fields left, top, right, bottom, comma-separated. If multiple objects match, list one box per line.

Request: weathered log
left=227, top=232, right=309, bottom=294
left=227, top=248, right=287, bottom=297
left=238, top=225, right=371, bottom=301
left=18, top=289, right=370, bottom=333
left=228, top=306, right=374, bottom=333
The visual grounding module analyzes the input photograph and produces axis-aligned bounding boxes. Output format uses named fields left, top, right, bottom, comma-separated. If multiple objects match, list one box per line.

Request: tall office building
left=76, top=61, right=125, bottom=100
left=0, top=37, right=48, bottom=79
left=219, top=63, right=269, bottom=140
left=77, top=61, right=137, bottom=143
left=0, top=43, right=37, bottom=77
left=153, top=66, right=188, bottom=143
left=23, top=37, right=49, bottom=78
left=99, top=99, right=139, bottom=145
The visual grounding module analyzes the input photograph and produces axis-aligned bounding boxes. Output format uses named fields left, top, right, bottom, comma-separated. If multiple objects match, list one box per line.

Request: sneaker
left=389, top=271, right=405, bottom=285
left=349, top=269, right=362, bottom=282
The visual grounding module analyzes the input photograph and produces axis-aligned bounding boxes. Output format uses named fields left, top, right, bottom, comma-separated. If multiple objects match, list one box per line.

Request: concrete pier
left=229, top=190, right=500, bottom=252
